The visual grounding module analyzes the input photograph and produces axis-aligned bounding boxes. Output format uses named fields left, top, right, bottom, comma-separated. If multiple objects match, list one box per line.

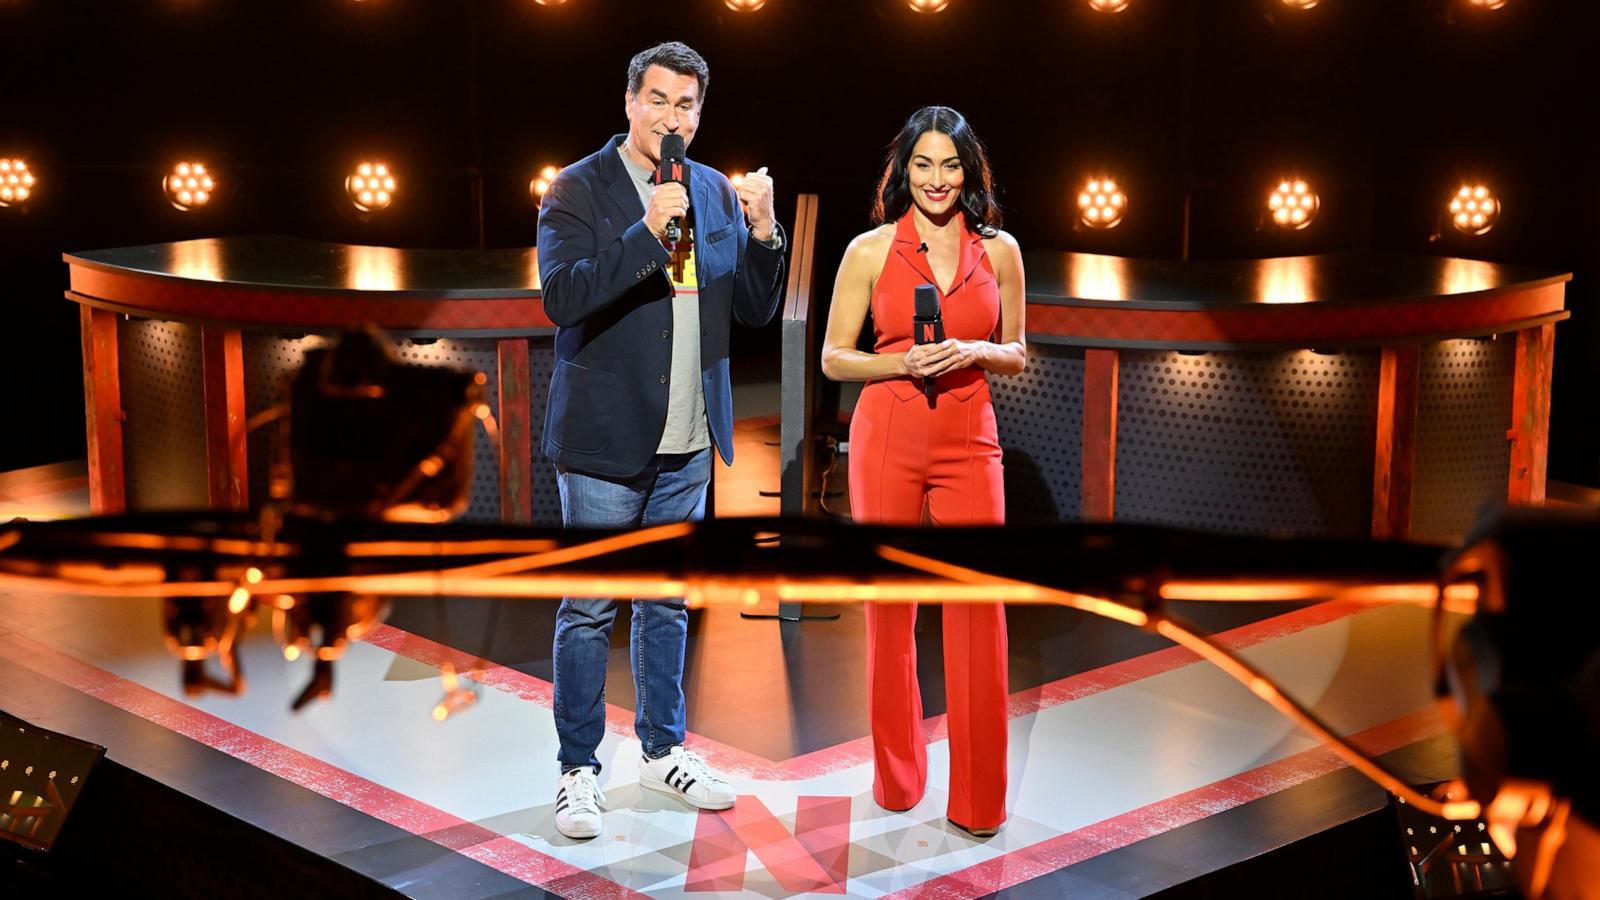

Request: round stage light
left=724, top=0, right=766, bottom=10
left=907, top=0, right=949, bottom=13
left=1268, top=178, right=1318, bottom=229
left=1077, top=177, right=1126, bottom=229
left=1281, top=0, right=1320, bottom=9
left=0, top=158, right=35, bottom=207
left=1467, top=0, right=1508, bottom=9
left=532, top=0, right=569, bottom=6
left=164, top=161, right=214, bottom=211
left=1448, top=184, right=1499, bottom=235
left=346, top=162, right=395, bottom=212
left=530, top=165, right=560, bottom=202
left=1089, top=0, right=1131, bottom=12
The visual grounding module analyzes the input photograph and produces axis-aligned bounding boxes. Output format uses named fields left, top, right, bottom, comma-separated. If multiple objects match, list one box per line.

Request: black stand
left=743, top=194, right=840, bottom=624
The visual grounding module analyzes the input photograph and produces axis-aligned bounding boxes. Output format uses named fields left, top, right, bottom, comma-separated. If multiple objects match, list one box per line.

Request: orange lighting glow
left=346, top=161, right=396, bottom=212
left=1281, top=0, right=1320, bottom=8
left=164, top=161, right=214, bottom=211
left=1467, top=0, right=1508, bottom=8
left=433, top=689, right=477, bottom=721
left=171, top=238, right=223, bottom=282
left=1268, top=178, right=1318, bottom=229
left=1158, top=579, right=1480, bottom=614
left=532, top=0, right=569, bottom=5
left=530, top=164, right=559, bottom=201
left=874, top=545, right=1152, bottom=626
left=0, top=158, right=35, bottom=207
left=1071, top=253, right=1129, bottom=301
left=1255, top=255, right=1314, bottom=303
left=724, top=0, right=766, bottom=9
left=1089, top=0, right=1130, bottom=11
left=346, top=244, right=402, bottom=291
left=344, top=538, right=559, bottom=558
left=907, top=0, right=949, bottom=12
left=1449, top=184, right=1499, bottom=235
left=1077, top=176, right=1126, bottom=229
left=1442, top=257, right=1496, bottom=294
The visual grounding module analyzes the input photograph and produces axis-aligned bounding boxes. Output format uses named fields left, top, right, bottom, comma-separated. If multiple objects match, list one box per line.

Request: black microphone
left=654, top=133, right=689, bottom=244
left=913, top=283, right=944, bottom=405
left=917, top=242, right=928, bottom=253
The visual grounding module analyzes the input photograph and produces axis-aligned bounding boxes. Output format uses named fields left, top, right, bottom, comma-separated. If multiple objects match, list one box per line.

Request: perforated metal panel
left=240, top=334, right=562, bottom=525
left=524, top=341, right=561, bottom=527
left=1114, top=350, right=1380, bottom=537
left=991, top=346, right=1084, bottom=523
left=119, top=319, right=210, bottom=510
left=1411, top=337, right=1515, bottom=542
left=393, top=340, right=502, bottom=522
left=242, top=333, right=329, bottom=512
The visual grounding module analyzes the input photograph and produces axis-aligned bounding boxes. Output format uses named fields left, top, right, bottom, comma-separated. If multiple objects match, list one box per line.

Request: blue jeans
left=552, top=448, right=710, bottom=774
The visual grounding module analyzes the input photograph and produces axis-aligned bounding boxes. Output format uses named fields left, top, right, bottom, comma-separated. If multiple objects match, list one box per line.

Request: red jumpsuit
left=849, top=211, right=1009, bottom=831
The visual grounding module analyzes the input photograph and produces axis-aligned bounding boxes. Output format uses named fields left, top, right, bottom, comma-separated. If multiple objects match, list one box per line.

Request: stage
left=0, top=440, right=1465, bottom=899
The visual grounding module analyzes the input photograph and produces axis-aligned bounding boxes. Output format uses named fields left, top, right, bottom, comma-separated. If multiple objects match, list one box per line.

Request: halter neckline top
left=868, top=211, right=1001, bottom=399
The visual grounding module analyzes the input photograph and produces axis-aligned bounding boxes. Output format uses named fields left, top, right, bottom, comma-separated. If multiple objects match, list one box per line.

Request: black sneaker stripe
left=555, top=802, right=568, bottom=813
left=680, top=777, right=697, bottom=793
left=666, top=764, right=679, bottom=784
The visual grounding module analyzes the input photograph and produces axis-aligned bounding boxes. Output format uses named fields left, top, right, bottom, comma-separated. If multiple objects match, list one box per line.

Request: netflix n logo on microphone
left=655, top=133, right=691, bottom=255
left=913, top=283, right=944, bottom=406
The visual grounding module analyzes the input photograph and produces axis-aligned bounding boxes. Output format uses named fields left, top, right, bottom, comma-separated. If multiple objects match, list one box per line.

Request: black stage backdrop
left=2, top=0, right=1597, bottom=485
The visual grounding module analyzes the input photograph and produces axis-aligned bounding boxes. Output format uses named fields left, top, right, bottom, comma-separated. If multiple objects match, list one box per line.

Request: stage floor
left=0, top=428, right=1468, bottom=898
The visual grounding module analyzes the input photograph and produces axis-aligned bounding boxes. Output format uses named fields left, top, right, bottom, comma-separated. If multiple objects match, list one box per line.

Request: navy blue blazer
left=536, top=135, right=786, bottom=479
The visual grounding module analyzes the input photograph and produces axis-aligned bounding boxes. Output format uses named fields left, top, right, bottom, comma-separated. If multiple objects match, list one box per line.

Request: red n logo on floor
left=685, top=795, right=852, bottom=893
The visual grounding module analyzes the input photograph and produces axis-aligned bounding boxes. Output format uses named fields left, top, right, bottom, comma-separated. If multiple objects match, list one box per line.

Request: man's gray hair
left=626, top=41, right=709, bottom=103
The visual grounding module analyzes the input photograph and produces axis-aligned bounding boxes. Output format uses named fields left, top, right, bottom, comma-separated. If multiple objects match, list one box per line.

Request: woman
left=821, top=106, right=1026, bottom=836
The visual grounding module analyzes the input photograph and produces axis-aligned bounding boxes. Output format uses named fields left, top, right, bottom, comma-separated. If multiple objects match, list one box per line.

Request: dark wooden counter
left=64, top=236, right=552, bottom=521
left=990, top=251, right=1569, bottom=539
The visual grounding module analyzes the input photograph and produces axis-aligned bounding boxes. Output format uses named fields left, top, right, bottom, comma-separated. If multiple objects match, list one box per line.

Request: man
left=535, top=41, right=785, bottom=840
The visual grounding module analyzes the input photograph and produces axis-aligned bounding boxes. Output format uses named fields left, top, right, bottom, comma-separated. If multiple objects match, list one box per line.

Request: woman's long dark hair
left=872, top=106, right=1001, bottom=237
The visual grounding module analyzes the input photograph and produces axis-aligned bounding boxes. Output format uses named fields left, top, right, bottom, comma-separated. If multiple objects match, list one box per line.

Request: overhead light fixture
left=1077, top=176, right=1126, bottom=229
left=1449, top=184, right=1499, bottom=236
left=907, top=0, right=949, bottom=13
left=164, top=161, right=214, bottom=211
left=1089, top=0, right=1131, bottom=12
left=1269, top=178, right=1318, bottom=229
left=530, top=164, right=559, bottom=202
left=346, top=161, right=395, bottom=212
left=0, top=158, right=35, bottom=207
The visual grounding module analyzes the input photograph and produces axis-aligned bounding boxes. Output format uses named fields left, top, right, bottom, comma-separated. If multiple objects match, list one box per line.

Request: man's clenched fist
left=737, top=166, right=776, bottom=242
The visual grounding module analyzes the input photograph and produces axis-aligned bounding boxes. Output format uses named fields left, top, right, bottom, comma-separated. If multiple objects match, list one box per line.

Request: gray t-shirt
left=618, top=142, right=710, bottom=456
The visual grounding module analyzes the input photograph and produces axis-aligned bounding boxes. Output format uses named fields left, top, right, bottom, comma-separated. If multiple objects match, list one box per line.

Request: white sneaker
left=554, top=766, right=605, bottom=839
left=639, top=746, right=736, bottom=811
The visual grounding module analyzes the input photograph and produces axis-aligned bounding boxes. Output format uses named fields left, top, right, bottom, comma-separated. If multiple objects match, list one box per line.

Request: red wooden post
left=1508, top=323, right=1555, bottom=505
left=1371, top=344, right=1420, bottom=539
left=201, top=325, right=249, bottom=510
left=1081, top=348, right=1119, bottom=520
left=79, top=306, right=126, bottom=514
left=497, top=338, right=533, bottom=523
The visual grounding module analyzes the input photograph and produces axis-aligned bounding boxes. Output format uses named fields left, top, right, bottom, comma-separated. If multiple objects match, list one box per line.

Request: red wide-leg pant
left=849, top=379, right=1009, bottom=830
